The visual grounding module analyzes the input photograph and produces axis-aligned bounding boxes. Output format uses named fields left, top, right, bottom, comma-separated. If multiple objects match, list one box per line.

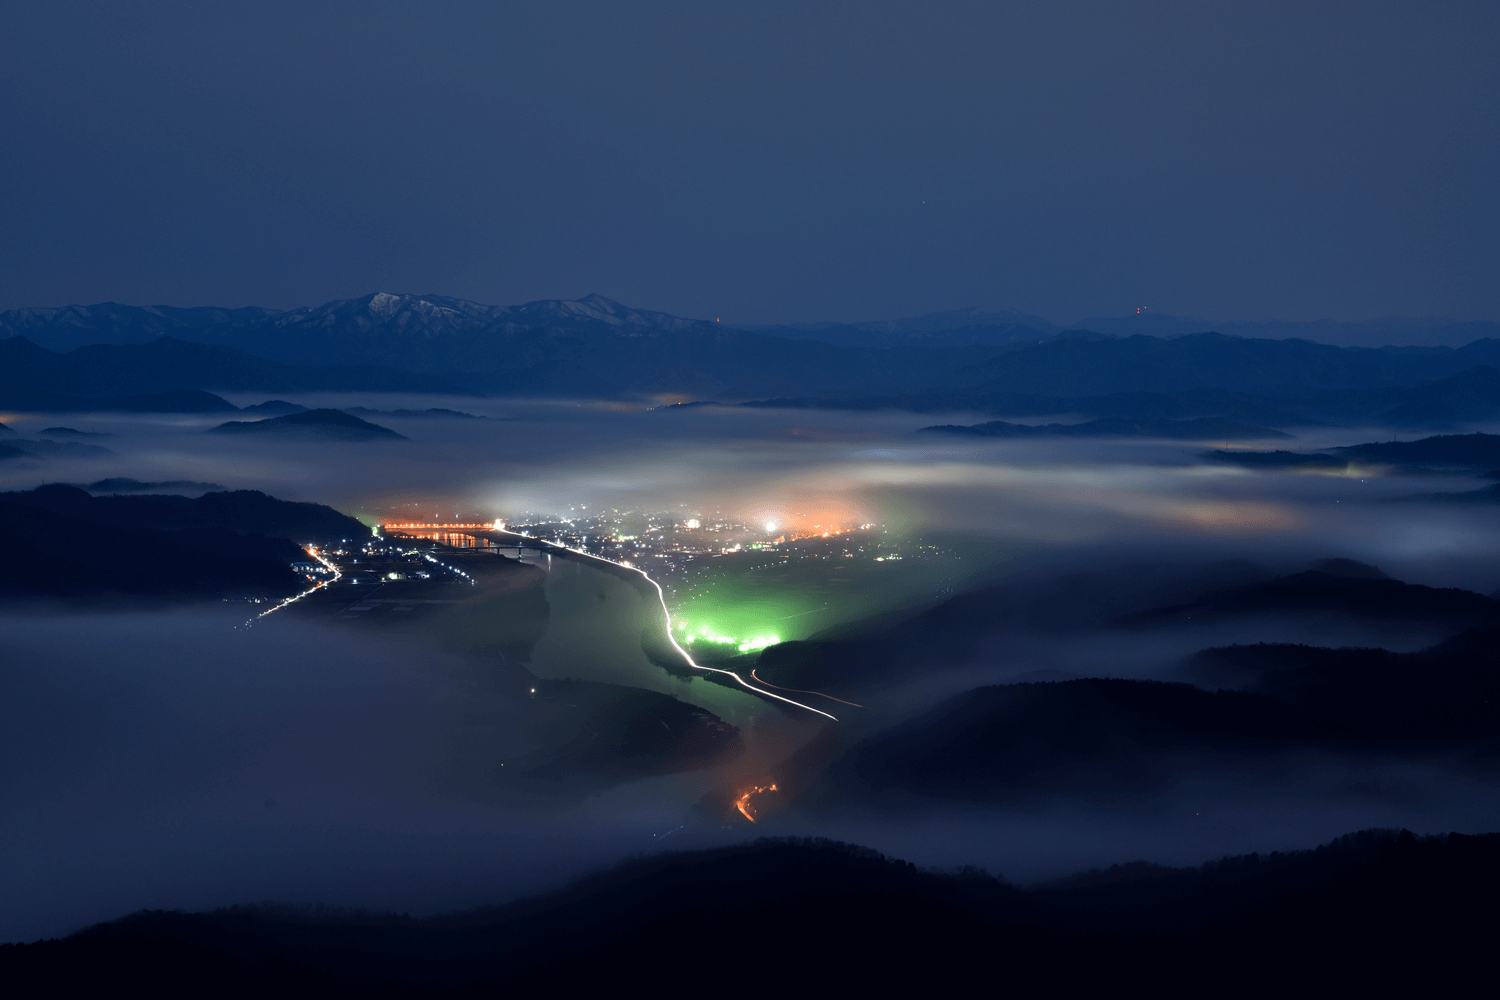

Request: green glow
left=668, top=537, right=1003, bottom=658
left=673, top=618, right=780, bottom=655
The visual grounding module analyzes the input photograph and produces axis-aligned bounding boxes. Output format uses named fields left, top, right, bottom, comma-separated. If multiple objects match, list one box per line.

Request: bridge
left=382, top=523, right=560, bottom=558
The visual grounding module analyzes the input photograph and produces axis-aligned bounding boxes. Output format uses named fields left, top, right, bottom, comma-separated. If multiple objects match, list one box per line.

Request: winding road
left=478, top=529, right=841, bottom=722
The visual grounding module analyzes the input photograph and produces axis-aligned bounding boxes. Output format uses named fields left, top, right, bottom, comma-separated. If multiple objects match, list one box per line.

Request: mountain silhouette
left=209, top=409, right=406, bottom=441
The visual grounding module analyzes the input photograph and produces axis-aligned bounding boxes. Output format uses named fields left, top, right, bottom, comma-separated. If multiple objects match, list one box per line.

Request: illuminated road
left=749, top=669, right=864, bottom=709
left=237, top=546, right=343, bottom=629
left=735, top=784, right=778, bottom=822
left=480, top=529, right=840, bottom=722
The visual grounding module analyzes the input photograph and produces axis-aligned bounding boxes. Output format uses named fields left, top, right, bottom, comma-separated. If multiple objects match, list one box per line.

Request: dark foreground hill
left=0, top=485, right=365, bottom=597
left=0, top=501, right=302, bottom=597
left=818, top=679, right=1316, bottom=804
left=1187, top=630, right=1500, bottom=740
left=209, top=409, right=406, bottom=441
left=3, top=832, right=1494, bottom=991
left=1, top=484, right=367, bottom=545
left=816, top=630, right=1500, bottom=810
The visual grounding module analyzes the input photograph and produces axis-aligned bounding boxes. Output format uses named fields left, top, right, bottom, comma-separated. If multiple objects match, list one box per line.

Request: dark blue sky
left=1, top=2, right=1496, bottom=324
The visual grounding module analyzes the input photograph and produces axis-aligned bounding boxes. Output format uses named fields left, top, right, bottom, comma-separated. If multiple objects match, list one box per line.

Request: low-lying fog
left=4, top=394, right=1500, bottom=941
left=5, top=393, right=1499, bottom=584
left=0, top=607, right=697, bottom=943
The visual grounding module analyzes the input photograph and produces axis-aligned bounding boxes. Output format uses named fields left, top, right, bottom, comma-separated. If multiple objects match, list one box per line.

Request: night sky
left=2, top=2, right=1496, bottom=324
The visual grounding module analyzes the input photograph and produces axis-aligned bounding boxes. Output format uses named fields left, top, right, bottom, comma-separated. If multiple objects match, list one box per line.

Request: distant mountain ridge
left=1064, top=313, right=1500, bottom=349
left=750, top=307, right=1500, bottom=350
left=748, top=363, right=1500, bottom=427
left=6, top=293, right=1500, bottom=408
left=745, top=306, right=1058, bottom=349
left=0, top=294, right=1016, bottom=400
left=7, top=293, right=1496, bottom=358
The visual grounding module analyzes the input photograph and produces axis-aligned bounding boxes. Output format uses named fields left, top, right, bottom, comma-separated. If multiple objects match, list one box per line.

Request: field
left=669, top=531, right=1012, bottom=659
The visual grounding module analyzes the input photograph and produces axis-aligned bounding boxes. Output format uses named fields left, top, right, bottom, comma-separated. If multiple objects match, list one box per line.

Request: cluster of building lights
left=674, top=621, right=780, bottom=654
left=422, top=552, right=474, bottom=584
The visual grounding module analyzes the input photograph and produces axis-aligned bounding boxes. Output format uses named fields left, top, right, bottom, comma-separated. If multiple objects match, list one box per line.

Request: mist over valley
left=5, top=4, right=1500, bottom=987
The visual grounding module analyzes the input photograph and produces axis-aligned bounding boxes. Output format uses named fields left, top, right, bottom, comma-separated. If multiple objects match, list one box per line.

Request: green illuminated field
left=669, top=534, right=1006, bottom=659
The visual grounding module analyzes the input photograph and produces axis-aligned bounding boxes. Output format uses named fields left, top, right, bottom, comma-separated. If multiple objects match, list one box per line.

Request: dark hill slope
left=751, top=559, right=1494, bottom=704
left=1187, top=630, right=1500, bottom=741
left=1204, top=431, right=1500, bottom=472
left=0, top=501, right=301, bottom=597
left=1333, top=431, right=1500, bottom=469
left=1, top=484, right=367, bottom=544
left=3, top=832, right=1494, bottom=991
left=84, top=478, right=224, bottom=494
left=753, top=559, right=1279, bottom=694
left=819, top=679, right=1318, bottom=804
left=819, top=640, right=1500, bottom=809
left=1117, top=568, right=1498, bottom=633
left=1367, top=365, right=1500, bottom=425
left=209, top=409, right=405, bottom=441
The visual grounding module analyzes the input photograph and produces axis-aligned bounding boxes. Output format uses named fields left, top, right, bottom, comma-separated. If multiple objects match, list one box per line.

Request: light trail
left=492, top=531, right=840, bottom=722
left=750, top=669, right=864, bottom=708
left=735, top=784, right=778, bottom=823
left=237, top=546, right=343, bottom=629
left=771, top=606, right=827, bottom=621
